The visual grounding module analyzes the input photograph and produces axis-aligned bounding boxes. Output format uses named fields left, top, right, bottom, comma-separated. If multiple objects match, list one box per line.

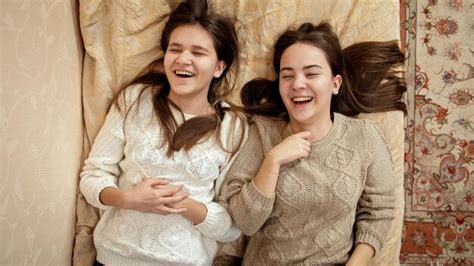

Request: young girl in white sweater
left=79, top=1, right=247, bottom=265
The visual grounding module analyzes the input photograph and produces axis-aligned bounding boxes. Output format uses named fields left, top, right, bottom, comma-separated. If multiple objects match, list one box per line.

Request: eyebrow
left=280, top=64, right=322, bottom=72
left=168, top=43, right=211, bottom=53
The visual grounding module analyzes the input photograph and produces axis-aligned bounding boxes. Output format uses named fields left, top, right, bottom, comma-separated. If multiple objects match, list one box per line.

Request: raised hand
left=267, top=131, right=311, bottom=165
left=253, top=131, right=311, bottom=197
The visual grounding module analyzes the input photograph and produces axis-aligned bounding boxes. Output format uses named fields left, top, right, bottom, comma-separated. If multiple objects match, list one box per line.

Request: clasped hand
left=122, top=178, right=190, bottom=215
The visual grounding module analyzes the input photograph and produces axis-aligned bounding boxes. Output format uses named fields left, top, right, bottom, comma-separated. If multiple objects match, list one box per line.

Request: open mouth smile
left=291, top=96, right=313, bottom=104
left=174, top=70, right=195, bottom=78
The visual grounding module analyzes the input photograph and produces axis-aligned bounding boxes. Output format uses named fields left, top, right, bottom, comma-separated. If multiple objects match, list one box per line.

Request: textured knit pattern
left=218, top=113, right=397, bottom=265
left=80, top=85, right=247, bottom=266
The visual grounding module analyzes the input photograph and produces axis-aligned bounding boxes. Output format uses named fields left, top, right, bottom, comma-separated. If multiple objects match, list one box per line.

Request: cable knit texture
left=80, top=84, right=247, bottom=266
left=218, top=113, right=397, bottom=265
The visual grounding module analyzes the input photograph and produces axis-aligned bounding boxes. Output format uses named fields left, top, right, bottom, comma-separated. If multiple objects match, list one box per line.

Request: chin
left=289, top=115, right=311, bottom=125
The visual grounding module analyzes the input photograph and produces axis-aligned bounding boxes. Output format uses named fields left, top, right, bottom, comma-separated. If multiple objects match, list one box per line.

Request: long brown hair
left=114, top=0, right=242, bottom=156
left=241, top=22, right=407, bottom=118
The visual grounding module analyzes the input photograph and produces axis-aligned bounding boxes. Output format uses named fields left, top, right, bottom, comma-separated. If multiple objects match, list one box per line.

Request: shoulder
left=251, top=115, right=286, bottom=135
left=219, top=105, right=250, bottom=151
left=220, top=103, right=248, bottom=133
left=339, top=114, right=392, bottom=161
left=249, top=115, right=287, bottom=152
left=116, top=83, right=154, bottom=109
left=335, top=113, right=384, bottom=140
left=334, top=113, right=392, bottom=157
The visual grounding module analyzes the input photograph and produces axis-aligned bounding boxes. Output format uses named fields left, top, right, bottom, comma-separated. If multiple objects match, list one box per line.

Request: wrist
left=99, top=187, right=127, bottom=209
left=264, top=151, right=282, bottom=171
left=181, top=199, right=207, bottom=225
left=266, top=150, right=278, bottom=164
left=117, top=189, right=130, bottom=209
left=346, top=243, right=374, bottom=266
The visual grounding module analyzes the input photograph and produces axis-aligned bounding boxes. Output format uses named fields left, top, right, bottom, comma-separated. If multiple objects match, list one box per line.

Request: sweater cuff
left=356, top=231, right=381, bottom=256
left=193, top=202, right=238, bottom=241
left=242, top=179, right=274, bottom=210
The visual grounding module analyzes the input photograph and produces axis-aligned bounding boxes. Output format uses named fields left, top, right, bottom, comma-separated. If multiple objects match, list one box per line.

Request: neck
left=168, top=92, right=213, bottom=116
left=289, top=114, right=333, bottom=143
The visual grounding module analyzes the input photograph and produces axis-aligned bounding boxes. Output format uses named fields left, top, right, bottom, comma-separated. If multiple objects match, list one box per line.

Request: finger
left=302, top=144, right=311, bottom=152
left=173, top=191, right=190, bottom=197
left=157, top=185, right=184, bottom=197
left=152, top=184, right=186, bottom=191
left=159, top=193, right=189, bottom=204
left=156, top=205, right=187, bottom=214
left=148, top=178, right=170, bottom=186
left=151, top=184, right=180, bottom=189
left=141, top=176, right=151, bottom=181
left=294, top=131, right=311, bottom=139
left=298, top=139, right=311, bottom=147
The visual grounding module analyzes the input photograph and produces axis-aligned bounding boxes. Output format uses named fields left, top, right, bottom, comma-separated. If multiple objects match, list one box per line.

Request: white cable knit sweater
left=80, top=85, right=247, bottom=266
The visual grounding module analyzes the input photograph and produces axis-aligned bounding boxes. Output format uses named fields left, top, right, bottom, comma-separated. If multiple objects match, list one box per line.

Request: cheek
left=278, top=84, right=285, bottom=100
left=163, top=54, right=172, bottom=69
left=278, top=85, right=291, bottom=107
left=279, top=80, right=288, bottom=95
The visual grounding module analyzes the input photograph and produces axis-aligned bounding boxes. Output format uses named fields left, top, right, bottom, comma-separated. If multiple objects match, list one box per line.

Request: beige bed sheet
left=75, top=1, right=403, bottom=265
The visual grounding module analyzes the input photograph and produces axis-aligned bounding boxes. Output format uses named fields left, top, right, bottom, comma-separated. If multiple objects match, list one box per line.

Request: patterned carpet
left=401, top=0, right=474, bottom=265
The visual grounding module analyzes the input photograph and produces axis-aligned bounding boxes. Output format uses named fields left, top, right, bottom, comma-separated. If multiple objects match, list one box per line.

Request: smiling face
left=164, top=24, right=226, bottom=111
left=279, top=42, right=341, bottom=128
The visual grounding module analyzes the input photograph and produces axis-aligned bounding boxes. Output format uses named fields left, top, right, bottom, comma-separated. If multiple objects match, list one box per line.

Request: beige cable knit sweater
left=218, top=113, right=397, bottom=265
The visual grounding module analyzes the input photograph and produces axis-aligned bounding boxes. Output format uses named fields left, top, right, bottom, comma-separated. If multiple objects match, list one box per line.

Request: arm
left=349, top=122, right=398, bottom=265
left=80, top=89, right=188, bottom=213
left=79, top=102, right=127, bottom=210
left=165, top=115, right=249, bottom=242
left=184, top=199, right=242, bottom=242
left=219, top=125, right=311, bottom=236
left=253, top=130, right=310, bottom=196
left=346, top=243, right=374, bottom=266
left=99, top=179, right=189, bottom=214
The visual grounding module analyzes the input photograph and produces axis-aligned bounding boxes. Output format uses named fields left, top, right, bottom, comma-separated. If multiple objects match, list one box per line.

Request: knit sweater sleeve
left=79, top=102, right=126, bottom=210
left=193, top=114, right=249, bottom=242
left=355, top=121, right=397, bottom=254
left=218, top=124, right=275, bottom=236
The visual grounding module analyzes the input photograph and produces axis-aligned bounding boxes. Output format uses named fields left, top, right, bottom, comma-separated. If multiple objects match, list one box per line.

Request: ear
left=332, top=74, right=342, bottom=95
left=213, top=60, right=226, bottom=78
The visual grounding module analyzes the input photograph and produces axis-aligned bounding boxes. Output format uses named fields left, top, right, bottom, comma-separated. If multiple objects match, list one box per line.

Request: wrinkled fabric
left=75, top=1, right=403, bottom=265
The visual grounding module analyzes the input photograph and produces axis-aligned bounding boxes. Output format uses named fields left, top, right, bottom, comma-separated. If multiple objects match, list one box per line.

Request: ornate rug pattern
left=401, top=0, right=474, bottom=265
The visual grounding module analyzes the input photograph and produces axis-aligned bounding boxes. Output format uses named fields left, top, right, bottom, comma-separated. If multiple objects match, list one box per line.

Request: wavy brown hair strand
left=337, top=41, right=407, bottom=116
left=113, top=0, right=242, bottom=157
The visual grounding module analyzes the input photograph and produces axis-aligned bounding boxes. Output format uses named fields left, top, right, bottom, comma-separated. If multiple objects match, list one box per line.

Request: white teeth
left=175, top=70, right=194, bottom=77
left=292, top=96, right=313, bottom=103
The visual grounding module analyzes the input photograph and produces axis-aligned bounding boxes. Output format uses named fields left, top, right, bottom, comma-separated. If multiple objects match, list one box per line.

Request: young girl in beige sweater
left=217, top=22, right=406, bottom=266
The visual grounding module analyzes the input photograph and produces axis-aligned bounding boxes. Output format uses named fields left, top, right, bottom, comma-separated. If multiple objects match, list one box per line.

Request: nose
left=292, top=74, right=306, bottom=90
left=176, top=51, right=192, bottom=65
